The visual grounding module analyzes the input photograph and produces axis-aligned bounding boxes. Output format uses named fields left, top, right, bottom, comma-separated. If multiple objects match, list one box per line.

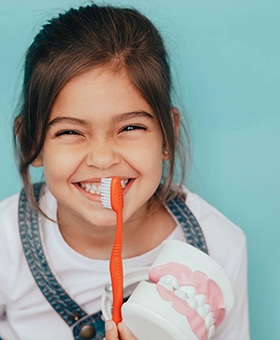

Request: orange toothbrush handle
left=110, top=243, right=124, bottom=323
left=110, top=177, right=124, bottom=324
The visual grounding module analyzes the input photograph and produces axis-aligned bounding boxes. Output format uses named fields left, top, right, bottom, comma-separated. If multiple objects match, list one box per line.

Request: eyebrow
left=47, top=111, right=154, bottom=127
left=47, top=117, right=87, bottom=127
left=112, top=111, right=154, bottom=123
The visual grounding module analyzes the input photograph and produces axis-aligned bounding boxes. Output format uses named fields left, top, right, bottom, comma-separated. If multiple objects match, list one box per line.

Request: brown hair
left=14, top=3, right=187, bottom=209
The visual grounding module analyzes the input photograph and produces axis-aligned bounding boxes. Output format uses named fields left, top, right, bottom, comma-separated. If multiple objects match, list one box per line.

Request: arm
left=0, top=203, right=12, bottom=338
left=0, top=236, right=8, bottom=338
left=185, top=190, right=250, bottom=339
left=214, top=237, right=250, bottom=339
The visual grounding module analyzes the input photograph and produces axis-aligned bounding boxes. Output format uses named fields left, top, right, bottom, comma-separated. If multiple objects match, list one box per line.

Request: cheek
left=123, top=134, right=163, bottom=161
left=124, top=143, right=163, bottom=172
left=42, top=147, right=83, bottom=180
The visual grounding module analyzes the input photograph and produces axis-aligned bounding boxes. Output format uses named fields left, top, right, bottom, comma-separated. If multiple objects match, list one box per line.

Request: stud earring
left=163, top=150, right=168, bottom=155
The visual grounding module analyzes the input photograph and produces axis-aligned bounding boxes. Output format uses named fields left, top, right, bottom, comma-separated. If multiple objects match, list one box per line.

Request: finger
left=105, top=320, right=119, bottom=340
left=118, top=322, right=136, bottom=340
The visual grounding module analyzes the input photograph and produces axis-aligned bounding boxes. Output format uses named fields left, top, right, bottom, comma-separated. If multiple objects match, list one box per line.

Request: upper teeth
left=157, top=275, right=216, bottom=337
left=80, top=179, right=129, bottom=194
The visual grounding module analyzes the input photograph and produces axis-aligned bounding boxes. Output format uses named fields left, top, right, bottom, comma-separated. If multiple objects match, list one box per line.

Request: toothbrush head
left=101, top=177, right=113, bottom=209
left=101, top=177, right=124, bottom=213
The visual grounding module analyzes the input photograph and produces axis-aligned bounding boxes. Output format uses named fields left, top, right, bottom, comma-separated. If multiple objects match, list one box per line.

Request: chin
left=88, top=209, right=118, bottom=228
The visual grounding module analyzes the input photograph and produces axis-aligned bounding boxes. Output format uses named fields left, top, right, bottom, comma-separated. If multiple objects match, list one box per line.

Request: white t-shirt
left=0, top=185, right=250, bottom=339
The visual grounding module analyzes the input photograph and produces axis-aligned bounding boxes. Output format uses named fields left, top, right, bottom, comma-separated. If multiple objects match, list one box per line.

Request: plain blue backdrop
left=1, top=0, right=279, bottom=339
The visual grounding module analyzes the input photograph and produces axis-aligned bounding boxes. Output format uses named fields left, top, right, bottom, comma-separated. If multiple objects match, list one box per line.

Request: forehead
left=50, top=66, right=154, bottom=120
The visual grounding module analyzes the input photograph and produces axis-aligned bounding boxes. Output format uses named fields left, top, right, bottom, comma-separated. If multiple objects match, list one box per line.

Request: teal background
left=1, top=0, right=279, bottom=338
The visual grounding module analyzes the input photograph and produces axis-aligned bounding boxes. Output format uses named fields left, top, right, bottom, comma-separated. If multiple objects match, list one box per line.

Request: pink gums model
left=149, top=262, right=226, bottom=340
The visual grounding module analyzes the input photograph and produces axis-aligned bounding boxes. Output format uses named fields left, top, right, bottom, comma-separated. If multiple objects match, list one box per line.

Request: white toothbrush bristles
left=101, top=178, right=112, bottom=209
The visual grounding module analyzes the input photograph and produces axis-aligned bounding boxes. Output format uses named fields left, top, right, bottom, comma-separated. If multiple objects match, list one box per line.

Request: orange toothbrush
left=101, top=177, right=124, bottom=323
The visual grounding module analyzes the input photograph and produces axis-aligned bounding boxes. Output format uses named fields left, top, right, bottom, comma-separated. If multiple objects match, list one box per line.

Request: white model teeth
left=197, top=306, right=209, bottom=319
left=174, top=289, right=188, bottom=300
left=158, top=275, right=178, bottom=292
left=208, top=325, right=215, bottom=339
left=179, top=285, right=196, bottom=298
left=158, top=275, right=179, bottom=290
left=157, top=275, right=215, bottom=334
left=80, top=179, right=129, bottom=195
left=187, top=297, right=198, bottom=310
left=196, top=293, right=206, bottom=306
left=205, top=313, right=214, bottom=329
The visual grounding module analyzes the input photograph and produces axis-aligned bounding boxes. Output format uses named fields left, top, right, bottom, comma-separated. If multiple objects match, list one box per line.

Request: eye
left=55, top=130, right=81, bottom=137
left=121, top=125, right=147, bottom=132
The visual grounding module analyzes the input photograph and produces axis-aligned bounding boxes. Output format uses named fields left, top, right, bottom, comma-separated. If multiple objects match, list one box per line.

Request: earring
left=163, top=150, right=168, bottom=155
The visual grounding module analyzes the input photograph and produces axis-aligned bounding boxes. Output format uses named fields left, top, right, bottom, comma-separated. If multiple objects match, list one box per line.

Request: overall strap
left=18, top=183, right=207, bottom=339
left=166, top=193, right=208, bottom=254
left=19, top=183, right=105, bottom=340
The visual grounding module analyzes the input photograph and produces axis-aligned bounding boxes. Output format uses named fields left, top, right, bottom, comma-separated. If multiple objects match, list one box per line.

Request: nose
left=85, top=140, right=121, bottom=170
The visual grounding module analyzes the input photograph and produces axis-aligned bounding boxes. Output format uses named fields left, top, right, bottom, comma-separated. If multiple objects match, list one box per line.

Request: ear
left=32, top=154, right=43, bottom=167
left=162, top=107, right=181, bottom=161
left=171, top=107, right=181, bottom=140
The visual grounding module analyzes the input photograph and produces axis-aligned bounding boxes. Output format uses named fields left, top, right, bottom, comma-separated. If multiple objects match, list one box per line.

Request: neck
left=57, top=200, right=176, bottom=260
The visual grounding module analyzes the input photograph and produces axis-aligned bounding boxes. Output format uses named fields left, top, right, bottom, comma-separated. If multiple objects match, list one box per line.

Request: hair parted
left=14, top=3, right=187, bottom=210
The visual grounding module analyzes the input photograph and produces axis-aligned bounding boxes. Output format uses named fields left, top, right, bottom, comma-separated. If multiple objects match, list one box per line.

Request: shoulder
left=0, top=191, right=21, bottom=242
left=0, top=185, right=55, bottom=298
left=0, top=192, right=20, bottom=238
left=183, top=187, right=247, bottom=273
left=185, top=189, right=246, bottom=240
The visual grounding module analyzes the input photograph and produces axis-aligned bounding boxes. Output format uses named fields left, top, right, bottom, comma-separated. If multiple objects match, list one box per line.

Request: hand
left=104, top=320, right=136, bottom=340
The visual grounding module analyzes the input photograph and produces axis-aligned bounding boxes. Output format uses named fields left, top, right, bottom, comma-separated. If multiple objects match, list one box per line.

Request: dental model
left=149, top=263, right=225, bottom=339
left=119, top=240, right=234, bottom=340
left=101, top=177, right=124, bottom=324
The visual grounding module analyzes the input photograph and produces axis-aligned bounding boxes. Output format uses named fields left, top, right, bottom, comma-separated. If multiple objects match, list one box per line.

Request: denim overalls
left=18, top=183, right=208, bottom=340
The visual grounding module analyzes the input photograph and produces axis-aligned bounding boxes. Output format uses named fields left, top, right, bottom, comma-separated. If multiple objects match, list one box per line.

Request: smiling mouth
left=78, top=179, right=130, bottom=195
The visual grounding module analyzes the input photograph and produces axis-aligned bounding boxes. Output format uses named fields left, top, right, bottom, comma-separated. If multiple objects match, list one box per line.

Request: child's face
left=36, top=66, right=167, bottom=228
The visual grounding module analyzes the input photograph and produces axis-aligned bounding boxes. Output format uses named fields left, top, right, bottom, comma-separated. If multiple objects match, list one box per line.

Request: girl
left=0, top=3, right=249, bottom=340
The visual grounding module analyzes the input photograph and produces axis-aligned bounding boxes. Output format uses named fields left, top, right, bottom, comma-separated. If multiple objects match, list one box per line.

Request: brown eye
left=122, top=125, right=146, bottom=132
left=55, top=130, right=80, bottom=136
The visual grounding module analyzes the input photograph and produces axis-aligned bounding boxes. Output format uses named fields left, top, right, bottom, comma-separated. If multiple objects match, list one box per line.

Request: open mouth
left=78, top=178, right=130, bottom=195
left=149, top=262, right=226, bottom=340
